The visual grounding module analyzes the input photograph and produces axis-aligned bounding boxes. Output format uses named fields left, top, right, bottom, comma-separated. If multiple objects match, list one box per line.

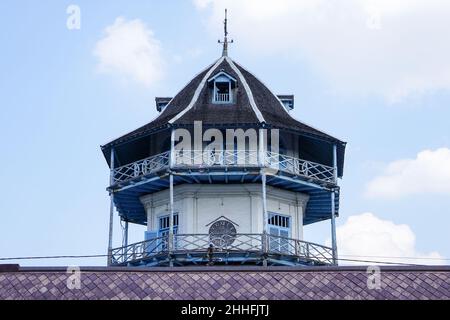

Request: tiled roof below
left=0, top=266, right=448, bottom=300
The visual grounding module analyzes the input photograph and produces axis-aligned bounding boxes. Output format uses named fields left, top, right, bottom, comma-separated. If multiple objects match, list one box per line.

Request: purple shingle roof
left=1, top=265, right=448, bottom=300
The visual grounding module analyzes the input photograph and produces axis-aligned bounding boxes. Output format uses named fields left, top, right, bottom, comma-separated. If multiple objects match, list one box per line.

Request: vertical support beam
left=261, top=170, right=268, bottom=267
left=124, top=220, right=129, bottom=248
left=331, top=144, right=338, bottom=265
left=259, top=127, right=269, bottom=266
left=169, top=126, right=175, bottom=267
left=330, top=191, right=337, bottom=265
left=258, top=128, right=266, bottom=167
left=261, top=172, right=268, bottom=234
left=107, top=148, right=115, bottom=266
left=170, top=127, right=175, bottom=168
left=332, top=144, right=338, bottom=184
left=169, top=173, right=174, bottom=267
left=121, top=219, right=129, bottom=261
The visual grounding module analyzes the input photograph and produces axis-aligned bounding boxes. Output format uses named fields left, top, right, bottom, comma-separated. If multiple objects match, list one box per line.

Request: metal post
left=107, top=148, right=115, bottom=266
left=170, top=127, right=175, bottom=168
left=169, top=173, right=174, bottom=267
left=261, top=171, right=268, bottom=267
left=258, top=128, right=266, bottom=167
left=124, top=220, right=129, bottom=248
left=261, top=172, right=268, bottom=235
left=331, top=144, right=338, bottom=265
left=169, top=127, right=175, bottom=267
left=259, top=127, right=268, bottom=266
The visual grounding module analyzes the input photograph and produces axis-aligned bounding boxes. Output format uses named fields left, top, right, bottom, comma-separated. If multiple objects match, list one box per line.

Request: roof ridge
left=169, top=57, right=226, bottom=124
left=225, top=57, right=265, bottom=123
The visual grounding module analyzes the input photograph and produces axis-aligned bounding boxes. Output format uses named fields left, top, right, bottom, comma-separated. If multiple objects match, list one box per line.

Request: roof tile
left=1, top=267, right=449, bottom=300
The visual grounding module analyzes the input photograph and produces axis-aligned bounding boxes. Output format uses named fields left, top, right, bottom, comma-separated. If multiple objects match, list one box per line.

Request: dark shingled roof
left=102, top=57, right=345, bottom=149
left=103, top=62, right=214, bottom=146
left=1, top=265, right=449, bottom=300
left=235, top=62, right=339, bottom=141
left=175, top=59, right=259, bottom=125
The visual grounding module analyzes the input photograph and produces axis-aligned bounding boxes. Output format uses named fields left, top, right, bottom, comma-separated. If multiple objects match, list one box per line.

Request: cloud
left=194, top=0, right=450, bottom=101
left=329, top=212, right=444, bottom=265
left=94, top=17, right=165, bottom=87
left=365, top=148, right=450, bottom=199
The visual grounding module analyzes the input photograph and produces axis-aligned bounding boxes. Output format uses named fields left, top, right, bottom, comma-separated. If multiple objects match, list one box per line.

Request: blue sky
left=0, top=0, right=449, bottom=266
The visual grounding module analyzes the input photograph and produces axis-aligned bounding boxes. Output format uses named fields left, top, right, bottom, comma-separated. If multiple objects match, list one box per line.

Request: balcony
left=112, top=150, right=336, bottom=187
left=214, top=92, right=231, bottom=103
left=110, top=233, right=334, bottom=266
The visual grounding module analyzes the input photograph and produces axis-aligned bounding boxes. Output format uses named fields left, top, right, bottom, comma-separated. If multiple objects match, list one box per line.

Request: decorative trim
left=205, top=215, right=240, bottom=227
left=207, top=70, right=237, bottom=83
left=225, top=57, right=265, bottom=123
left=169, top=57, right=226, bottom=124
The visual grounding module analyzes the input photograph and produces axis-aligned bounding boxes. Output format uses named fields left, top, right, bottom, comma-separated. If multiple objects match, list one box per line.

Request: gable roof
left=207, top=70, right=237, bottom=83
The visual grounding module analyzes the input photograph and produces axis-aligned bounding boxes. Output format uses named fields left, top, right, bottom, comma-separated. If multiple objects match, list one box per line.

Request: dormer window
left=208, top=70, right=237, bottom=104
left=155, top=97, right=172, bottom=112
left=277, top=95, right=294, bottom=112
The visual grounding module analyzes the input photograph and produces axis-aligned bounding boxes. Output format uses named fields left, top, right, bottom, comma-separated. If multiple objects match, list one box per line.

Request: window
left=268, top=213, right=291, bottom=254
left=155, top=97, right=172, bottom=112
left=208, top=71, right=237, bottom=104
left=276, top=95, right=294, bottom=111
left=158, top=214, right=179, bottom=250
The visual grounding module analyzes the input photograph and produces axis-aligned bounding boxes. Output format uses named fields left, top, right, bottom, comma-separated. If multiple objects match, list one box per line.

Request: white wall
left=140, top=184, right=309, bottom=240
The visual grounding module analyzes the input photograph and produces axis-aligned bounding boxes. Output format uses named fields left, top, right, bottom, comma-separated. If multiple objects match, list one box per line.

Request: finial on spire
left=218, top=9, right=233, bottom=57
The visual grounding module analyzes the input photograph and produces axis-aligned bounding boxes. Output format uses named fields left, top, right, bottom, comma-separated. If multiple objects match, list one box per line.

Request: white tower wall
left=140, top=184, right=309, bottom=240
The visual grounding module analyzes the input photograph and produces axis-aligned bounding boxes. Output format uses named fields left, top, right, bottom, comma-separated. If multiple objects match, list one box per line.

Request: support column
left=107, top=148, right=115, bottom=266
left=261, top=170, right=268, bottom=267
left=258, top=128, right=266, bottom=167
left=331, top=144, right=338, bottom=265
left=170, top=127, right=175, bottom=168
left=259, top=127, right=269, bottom=266
left=261, top=172, right=268, bottom=235
left=169, top=173, right=174, bottom=267
left=124, top=220, right=129, bottom=248
left=169, top=127, right=175, bottom=267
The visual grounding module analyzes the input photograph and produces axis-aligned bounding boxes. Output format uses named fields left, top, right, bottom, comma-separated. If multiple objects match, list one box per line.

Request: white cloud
left=329, top=212, right=444, bottom=265
left=193, top=0, right=213, bottom=10
left=94, top=17, right=165, bottom=87
left=194, top=0, right=450, bottom=101
left=365, top=148, right=450, bottom=199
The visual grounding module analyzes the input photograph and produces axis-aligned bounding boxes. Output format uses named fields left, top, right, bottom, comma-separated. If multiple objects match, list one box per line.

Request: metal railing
left=111, top=149, right=336, bottom=185
left=110, top=236, right=168, bottom=265
left=173, top=149, right=259, bottom=168
left=113, top=151, right=170, bottom=184
left=110, top=233, right=334, bottom=266
left=266, top=151, right=335, bottom=183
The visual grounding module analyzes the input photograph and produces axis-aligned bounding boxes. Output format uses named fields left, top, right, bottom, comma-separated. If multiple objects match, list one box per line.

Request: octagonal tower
left=101, top=12, right=346, bottom=267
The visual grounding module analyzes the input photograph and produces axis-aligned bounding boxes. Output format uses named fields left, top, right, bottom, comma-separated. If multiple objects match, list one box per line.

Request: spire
left=218, top=9, right=233, bottom=57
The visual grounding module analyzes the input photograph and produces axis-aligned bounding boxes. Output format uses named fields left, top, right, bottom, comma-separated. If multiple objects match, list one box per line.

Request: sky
left=0, top=0, right=449, bottom=266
